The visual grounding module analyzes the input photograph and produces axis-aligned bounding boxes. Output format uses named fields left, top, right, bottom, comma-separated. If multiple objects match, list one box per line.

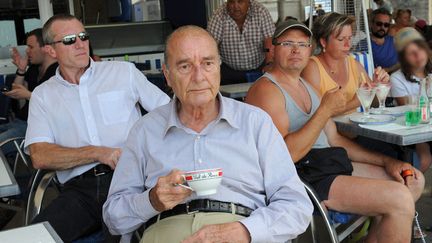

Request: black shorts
left=296, top=147, right=353, bottom=201
left=307, top=174, right=339, bottom=201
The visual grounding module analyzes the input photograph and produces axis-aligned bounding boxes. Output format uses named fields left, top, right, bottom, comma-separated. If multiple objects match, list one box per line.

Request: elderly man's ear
left=43, top=45, right=57, bottom=59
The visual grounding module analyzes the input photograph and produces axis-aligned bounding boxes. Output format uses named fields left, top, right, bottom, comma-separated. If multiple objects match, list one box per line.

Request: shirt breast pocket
left=97, top=91, right=132, bottom=125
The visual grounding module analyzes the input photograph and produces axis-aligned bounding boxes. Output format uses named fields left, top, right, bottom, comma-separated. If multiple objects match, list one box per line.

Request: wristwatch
left=15, top=69, right=26, bottom=76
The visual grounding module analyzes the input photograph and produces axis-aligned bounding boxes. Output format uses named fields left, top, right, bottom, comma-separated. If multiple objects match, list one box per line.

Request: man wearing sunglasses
left=24, top=14, right=170, bottom=242
left=370, top=8, right=399, bottom=74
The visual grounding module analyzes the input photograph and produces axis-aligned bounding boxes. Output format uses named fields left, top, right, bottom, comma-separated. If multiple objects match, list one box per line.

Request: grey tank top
left=263, top=73, right=330, bottom=148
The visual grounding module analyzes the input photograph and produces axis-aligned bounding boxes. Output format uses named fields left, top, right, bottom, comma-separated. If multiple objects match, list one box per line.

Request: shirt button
left=198, top=159, right=202, bottom=163
left=196, top=135, right=201, bottom=140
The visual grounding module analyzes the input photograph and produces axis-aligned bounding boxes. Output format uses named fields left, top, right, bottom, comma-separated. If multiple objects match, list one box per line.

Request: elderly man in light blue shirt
left=103, top=25, right=312, bottom=243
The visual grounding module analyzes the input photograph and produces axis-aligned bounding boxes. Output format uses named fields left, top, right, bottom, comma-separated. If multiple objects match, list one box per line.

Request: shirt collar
left=54, top=58, right=94, bottom=86
left=163, top=93, right=240, bottom=137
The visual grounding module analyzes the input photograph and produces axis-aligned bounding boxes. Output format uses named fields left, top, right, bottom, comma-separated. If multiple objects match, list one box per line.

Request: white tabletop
left=0, top=222, right=63, bottom=243
left=0, top=150, right=20, bottom=197
left=334, top=111, right=432, bottom=146
left=220, top=82, right=254, bottom=99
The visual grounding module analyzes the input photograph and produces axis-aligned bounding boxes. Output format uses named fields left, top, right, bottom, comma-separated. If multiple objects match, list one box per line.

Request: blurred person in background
left=415, top=19, right=432, bottom=48
left=1, top=28, right=57, bottom=157
left=390, top=27, right=432, bottom=173
left=370, top=8, right=399, bottom=73
left=389, top=9, right=412, bottom=36
left=373, top=0, right=393, bottom=14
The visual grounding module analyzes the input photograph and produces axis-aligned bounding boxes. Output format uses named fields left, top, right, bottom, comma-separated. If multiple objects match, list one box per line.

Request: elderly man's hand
left=3, top=84, right=31, bottom=100
left=384, top=158, right=417, bottom=184
left=149, top=169, right=192, bottom=212
left=97, top=147, right=122, bottom=170
left=11, top=47, right=28, bottom=72
left=372, top=67, right=390, bottom=83
left=181, top=222, right=251, bottom=243
left=320, top=86, right=346, bottom=117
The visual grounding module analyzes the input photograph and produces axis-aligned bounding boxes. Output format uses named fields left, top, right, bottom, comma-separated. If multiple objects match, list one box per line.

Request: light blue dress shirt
left=24, top=59, right=170, bottom=183
left=103, top=94, right=313, bottom=243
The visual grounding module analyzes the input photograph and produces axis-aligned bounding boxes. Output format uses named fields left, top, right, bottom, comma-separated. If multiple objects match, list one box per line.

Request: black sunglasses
left=375, top=21, right=390, bottom=28
left=48, top=32, right=90, bottom=45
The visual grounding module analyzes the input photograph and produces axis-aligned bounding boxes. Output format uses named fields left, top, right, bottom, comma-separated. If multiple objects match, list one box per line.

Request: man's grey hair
left=164, top=25, right=220, bottom=69
left=42, top=14, right=80, bottom=44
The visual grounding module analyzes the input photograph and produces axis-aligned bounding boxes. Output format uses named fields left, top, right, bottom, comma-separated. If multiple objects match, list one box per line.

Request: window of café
left=0, top=0, right=68, bottom=48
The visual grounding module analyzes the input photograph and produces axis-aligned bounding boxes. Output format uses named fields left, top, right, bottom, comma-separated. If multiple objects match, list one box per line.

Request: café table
left=0, top=221, right=62, bottom=243
left=333, top=112, right=432, bottom=146
left=0, top=150, right=20, bottom=198
left=220, top=82, right=254, bottom=99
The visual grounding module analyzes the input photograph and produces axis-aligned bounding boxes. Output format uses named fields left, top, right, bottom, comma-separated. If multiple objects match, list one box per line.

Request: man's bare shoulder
left=248, top=76, right=281, bottom=98
left=245, top=75, right=286, bottom=111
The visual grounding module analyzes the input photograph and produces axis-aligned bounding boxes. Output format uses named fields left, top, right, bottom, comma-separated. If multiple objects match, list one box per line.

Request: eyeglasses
left=48, top=32, right=90, bottom=45
left=273, top=41, right=312, bottom=49
left=375, top=21, right=391, bottom=28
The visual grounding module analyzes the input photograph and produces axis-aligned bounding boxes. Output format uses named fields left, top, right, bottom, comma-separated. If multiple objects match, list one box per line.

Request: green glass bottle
left=419, top=78, right=430, bottom=124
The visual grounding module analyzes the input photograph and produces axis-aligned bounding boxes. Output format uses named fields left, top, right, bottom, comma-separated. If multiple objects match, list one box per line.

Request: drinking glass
left=356, top=85, right=376, bottom=116
left=375, top=83, right=391, bottom=114
left=405, top=95, right=420, bottom=126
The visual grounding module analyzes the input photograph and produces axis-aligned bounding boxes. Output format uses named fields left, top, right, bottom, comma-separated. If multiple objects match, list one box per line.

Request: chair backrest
left=302, top=180, right=339, bottom=243
left=24, top=169, right=106, bottom=242
left=25, top=170, right=57, bottom=225
left=0, top=137, right=29, bottom=173
left=350, top=51, right=374, bottom=78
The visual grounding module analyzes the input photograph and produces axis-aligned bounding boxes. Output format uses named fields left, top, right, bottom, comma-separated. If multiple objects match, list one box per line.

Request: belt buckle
left=186, top=204, right=198, bottom=215
left=93, top=167, right=106, bottom=177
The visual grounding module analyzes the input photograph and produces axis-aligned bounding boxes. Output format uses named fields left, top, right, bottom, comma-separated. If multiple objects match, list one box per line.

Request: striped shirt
left=207, top=0, right=275, bottom=70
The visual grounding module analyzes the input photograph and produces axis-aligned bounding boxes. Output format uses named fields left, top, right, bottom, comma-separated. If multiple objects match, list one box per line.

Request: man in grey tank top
left=246, top=19, right=425, bottom=242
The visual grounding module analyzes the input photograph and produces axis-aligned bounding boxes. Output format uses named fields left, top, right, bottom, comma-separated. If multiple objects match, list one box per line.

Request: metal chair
left=0, top=137, right=30, bottom=173
left=25, top=169, right=106, bottom=242
left=302, top=179, right=369, bottom=243
left=25, top=169, right=57, bottom=225
left=0, top=137, right=34, bottom=217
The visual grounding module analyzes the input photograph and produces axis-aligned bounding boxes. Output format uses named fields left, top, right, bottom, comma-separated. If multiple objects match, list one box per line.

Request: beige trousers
left=140, top=212, right=245, bottom=243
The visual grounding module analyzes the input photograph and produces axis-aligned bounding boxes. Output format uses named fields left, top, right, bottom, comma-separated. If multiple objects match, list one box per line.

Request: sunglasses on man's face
left=375, top=21, right=390, bottom=28
left=48, top=32, right=90, bottom=45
